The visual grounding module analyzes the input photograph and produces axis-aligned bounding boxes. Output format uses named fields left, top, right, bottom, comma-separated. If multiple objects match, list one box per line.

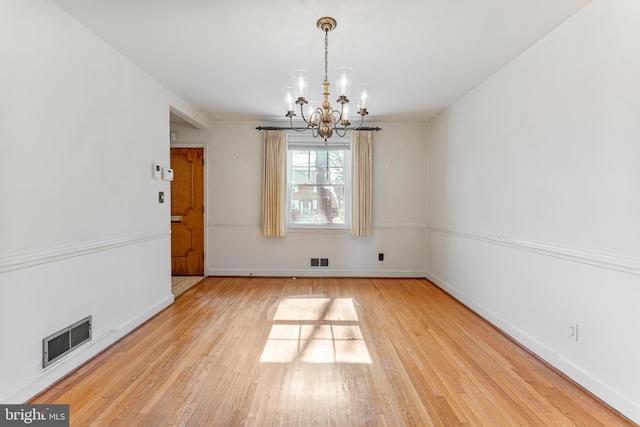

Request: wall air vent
left=43, top=316, right=92, bottom=368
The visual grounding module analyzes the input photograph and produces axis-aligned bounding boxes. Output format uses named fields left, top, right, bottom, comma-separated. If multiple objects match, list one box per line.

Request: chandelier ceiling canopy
left=282, top=17, right=372, bottom=141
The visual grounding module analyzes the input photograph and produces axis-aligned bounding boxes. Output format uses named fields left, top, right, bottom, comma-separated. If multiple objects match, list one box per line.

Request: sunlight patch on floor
left=261, top=297, right=371, bottom=364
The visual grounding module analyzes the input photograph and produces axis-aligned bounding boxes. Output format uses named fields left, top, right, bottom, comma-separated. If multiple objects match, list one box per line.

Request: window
left=286, top=135, right=350, bottom=228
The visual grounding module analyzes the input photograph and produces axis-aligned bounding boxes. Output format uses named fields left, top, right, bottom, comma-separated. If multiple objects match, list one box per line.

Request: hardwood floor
left=171, top=275, right=205, bottom=297
left=31, top=277, right=634, bottom=426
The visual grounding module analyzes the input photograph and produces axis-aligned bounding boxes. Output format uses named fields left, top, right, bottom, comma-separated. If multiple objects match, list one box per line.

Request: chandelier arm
left=334, top=124, right=348, bottom=138
left=290, top=115, right=311, bottom=133
left=311, top=126, right=320, bottom=139
left=354, top=112, right=366, bottom=130
left=336, top=106, right=349, bottom=137
left=299, top=102, right=312, bottom=126
left=329, top=108, right=342, bottom=125
left=315, top=107, right=325, bottom=126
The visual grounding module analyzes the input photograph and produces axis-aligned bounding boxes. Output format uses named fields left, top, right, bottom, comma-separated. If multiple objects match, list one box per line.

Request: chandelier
left=282, top=17, right=371, bottom=140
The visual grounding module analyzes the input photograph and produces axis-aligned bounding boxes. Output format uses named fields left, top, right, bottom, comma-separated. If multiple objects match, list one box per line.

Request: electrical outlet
left=567, top=323, right=578, bottom=341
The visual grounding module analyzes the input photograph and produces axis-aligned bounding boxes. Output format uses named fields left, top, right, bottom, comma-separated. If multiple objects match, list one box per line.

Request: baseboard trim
left=1, top=294, right=174, bottom=404
left=0, top=230, right=171, bottom=274
left=427, top=225, right=640, bottom=276
left=205, top=223, right=427, bottom=230
left=206, top=268, right=427, bottom=278
left=425, top=270, right=640, bottom=424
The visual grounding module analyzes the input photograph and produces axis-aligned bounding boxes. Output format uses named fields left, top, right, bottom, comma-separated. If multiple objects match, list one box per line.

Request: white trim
left=206, top=268, right=426, bottom=278
left=1, top=294, right=174, bottom=404
left=0, top=230, right=170, bottom=274
left=205, top=222, right=427, bottom=230
left=285, top=227, right=350, bottom=235
left=425, top=270, right=640, bottom=424
left=427, top=225, right=640, bottom=276
left=207, top=223, right=261, bottom=228
left=374, top=223, right=427, bottom=230
left=169, top=143, right=207, bottom=149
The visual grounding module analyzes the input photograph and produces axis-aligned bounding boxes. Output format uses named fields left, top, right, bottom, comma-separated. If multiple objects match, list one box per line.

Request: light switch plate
left=153, top=162, right=161, bottom=179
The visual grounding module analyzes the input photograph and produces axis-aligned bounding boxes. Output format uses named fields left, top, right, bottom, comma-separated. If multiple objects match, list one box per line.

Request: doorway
left=170, top=147, right=205, bottom=276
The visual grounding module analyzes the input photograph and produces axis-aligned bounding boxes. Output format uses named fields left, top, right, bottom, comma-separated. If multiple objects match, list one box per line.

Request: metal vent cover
left=43, top=316, right=92, bottom=368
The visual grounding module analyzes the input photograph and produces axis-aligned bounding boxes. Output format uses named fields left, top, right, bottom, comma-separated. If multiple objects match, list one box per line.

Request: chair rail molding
left=0, top=229, right=171, bottom=274
left=427, top=225, right=640, bottom=276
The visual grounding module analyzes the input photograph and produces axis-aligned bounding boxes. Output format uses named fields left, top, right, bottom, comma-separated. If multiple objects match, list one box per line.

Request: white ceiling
left=51, top=0, right=592, bottom=124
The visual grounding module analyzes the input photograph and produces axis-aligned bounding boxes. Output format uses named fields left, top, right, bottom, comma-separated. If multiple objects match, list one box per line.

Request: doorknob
left=171, top=216, right=183, bottom=222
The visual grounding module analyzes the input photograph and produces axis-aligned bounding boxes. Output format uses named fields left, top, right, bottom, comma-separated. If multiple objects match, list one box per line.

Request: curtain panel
left=351, top=130, right=373, bottom=236
left=261, top=130, right=287, bottom=236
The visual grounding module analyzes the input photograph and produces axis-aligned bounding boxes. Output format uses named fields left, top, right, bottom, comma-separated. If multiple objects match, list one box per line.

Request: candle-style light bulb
left=282, top=87, right=296, bottom=114
left=360, top=91, right=368, bottom=108
left=291, top=69, right=310, bottom=100
left=357, top=83, right=372, bottom=111
left=334, top=67, right=353, bottom=98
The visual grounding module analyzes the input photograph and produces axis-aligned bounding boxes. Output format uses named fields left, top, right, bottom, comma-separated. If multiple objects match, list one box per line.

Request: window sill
left=287, top=226, right=351, bottom=234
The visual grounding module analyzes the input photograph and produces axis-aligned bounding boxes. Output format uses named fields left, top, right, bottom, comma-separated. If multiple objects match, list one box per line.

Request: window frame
left=285, top=133, right=351, bottom=230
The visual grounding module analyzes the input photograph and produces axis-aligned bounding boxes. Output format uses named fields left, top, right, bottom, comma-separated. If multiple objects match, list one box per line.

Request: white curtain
left=261, top=130, right=287, bottom=236
left=351, top=130, right=373, bottom=236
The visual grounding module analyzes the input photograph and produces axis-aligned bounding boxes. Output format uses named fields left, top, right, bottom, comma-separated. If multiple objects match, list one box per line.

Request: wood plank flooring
left=171, top=276, right=205, bottom=297
left=31, top=277, right=634, bottom=426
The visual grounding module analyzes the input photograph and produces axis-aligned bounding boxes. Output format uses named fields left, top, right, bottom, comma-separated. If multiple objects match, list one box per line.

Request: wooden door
left=170, top=147, right=204, bottom=276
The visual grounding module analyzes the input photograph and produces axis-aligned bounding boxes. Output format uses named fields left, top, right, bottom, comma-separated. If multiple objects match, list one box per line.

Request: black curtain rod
left=256, top=126, right=381, bottom=132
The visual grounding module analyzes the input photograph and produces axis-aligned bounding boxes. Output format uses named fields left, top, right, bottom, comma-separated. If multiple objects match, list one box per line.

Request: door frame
left=170, top=143, right=208, bottom=276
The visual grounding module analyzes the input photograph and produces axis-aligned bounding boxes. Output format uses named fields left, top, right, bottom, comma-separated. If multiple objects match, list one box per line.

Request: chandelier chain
left=324, top=29, right=329, bottom=83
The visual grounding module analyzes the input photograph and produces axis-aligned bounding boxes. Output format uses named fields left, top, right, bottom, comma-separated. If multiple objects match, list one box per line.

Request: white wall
left=427, top=0, right=640, bottom=422
left=172, top=121, right=429, bottom=277
left=0, top=0, right=197, bottom=402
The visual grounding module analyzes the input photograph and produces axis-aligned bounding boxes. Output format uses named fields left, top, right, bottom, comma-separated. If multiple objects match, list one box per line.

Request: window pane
left=291, top=151, right=344, bottom=185
left=328, top=151, right=345, bottom=185
left=289, top=149, right=346, bottom=225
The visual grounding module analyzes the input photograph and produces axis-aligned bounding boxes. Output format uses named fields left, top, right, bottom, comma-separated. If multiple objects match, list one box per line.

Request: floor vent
left=43, top=316, right=92, bottom=368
